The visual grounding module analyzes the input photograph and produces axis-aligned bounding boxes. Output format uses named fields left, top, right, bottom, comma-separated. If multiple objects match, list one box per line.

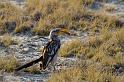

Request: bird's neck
left=49, top=34, right=60, bottom=41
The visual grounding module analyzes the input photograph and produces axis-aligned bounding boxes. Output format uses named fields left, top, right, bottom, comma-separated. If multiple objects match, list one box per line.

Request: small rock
left=23, top=47, right=29, bottom=53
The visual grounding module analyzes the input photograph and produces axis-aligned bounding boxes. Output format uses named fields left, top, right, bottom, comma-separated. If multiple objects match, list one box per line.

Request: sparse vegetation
left=1, top=0, right=124, bottom=82
left=24, top=64, right=40, bottom=74
left=54, top=28, right=124, bottom=82
left=0, top=2, right=22, bottom=33
left=0, top=34, right=16, bottom=47
left=0, top=0, right=122, bottom=35
left=59, top=39, right=82, bottom=57
left=0, top=55, right=19, bottom=72
left=47, top=67, right=84, bottom=82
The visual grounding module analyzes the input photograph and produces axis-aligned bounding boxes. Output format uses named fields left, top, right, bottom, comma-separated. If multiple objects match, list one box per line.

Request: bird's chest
left=46, top=41, right=61, bottom=56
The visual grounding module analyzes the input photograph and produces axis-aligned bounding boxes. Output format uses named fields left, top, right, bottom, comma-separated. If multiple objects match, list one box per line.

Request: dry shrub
left=0, top=55, right=19, bottom=72
left=0, top=34, right=16, bottom=47
left=0, top=2, right=22, bottom=21
left=0, top=2, right=23, bottom=33
left=59, top=39, right=82, bottom=57
left=26, top=0, right=87, bottom=35
left=99, top=28, right=112, bottom=41
left=47, top=67, right=84, bottom=82
left=113, top=28, right=124, bottom=45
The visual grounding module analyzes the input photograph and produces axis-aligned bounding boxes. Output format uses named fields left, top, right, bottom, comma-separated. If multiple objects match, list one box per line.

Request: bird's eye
left=52, top=32, right=58, bottom=35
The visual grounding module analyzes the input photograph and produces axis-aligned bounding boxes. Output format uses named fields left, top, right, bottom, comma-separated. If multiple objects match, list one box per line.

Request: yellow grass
left=0, top=34, right=16, bottom=47
left=59, top=39, right=82, bottom=57
left=0, top=56, right=19, bottom=72
left=47, top=67, right=84, bottom=82
left=24, top=64, right=40, bottom=74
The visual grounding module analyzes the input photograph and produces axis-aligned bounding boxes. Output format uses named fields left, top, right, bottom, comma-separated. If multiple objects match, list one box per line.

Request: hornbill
left=15, top=25, right=73, bottom=71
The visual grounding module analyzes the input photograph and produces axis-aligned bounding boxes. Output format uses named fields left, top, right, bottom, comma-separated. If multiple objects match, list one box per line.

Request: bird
left=15, top=25, right=73, bottom=71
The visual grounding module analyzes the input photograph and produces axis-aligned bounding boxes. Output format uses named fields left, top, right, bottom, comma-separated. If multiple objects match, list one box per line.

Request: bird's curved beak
left=60, top=28, right=77, bottom=36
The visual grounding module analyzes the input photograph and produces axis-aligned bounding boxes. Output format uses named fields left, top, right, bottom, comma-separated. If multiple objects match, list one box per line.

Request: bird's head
left=49, top=25, right=76, bottom=40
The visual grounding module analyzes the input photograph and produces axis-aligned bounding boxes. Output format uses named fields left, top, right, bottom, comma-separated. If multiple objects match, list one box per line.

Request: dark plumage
left=41, top=40, right=60, bottom=70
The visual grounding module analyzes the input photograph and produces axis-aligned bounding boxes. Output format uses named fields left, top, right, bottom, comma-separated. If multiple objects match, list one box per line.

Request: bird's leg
left=50, top=55, right=58, bottom=72
left=50, top=61, right=57, bottom=72
left=53, top=64, right=56, bottom=72
left=39, top=62, right=46, bottom=73
left=39, top=62, right=43, bottom=70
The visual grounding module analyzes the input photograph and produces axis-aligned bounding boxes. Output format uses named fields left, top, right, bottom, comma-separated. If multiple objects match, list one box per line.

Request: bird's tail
left=15, top=56, right=43, bottom=71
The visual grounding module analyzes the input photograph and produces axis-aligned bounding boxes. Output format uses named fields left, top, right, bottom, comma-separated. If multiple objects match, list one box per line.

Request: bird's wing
left=42, top=40, right=60, bottom=69
left=41, top=41, right=52, bottom=56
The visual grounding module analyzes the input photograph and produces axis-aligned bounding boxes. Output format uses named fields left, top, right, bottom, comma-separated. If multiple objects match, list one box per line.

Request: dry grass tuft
left=59, top=39, right=82, bottom=57
left=24, top=64, right=40, bottom=74
left=0, top=2, right=23, bottom=34
left=113, top=28, right=124, bottom=45
left=0, top=34, right=16, bottom=47
left=0, top=55, right=19, bottom=72
left=47, top=67, right=84, bottom=82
